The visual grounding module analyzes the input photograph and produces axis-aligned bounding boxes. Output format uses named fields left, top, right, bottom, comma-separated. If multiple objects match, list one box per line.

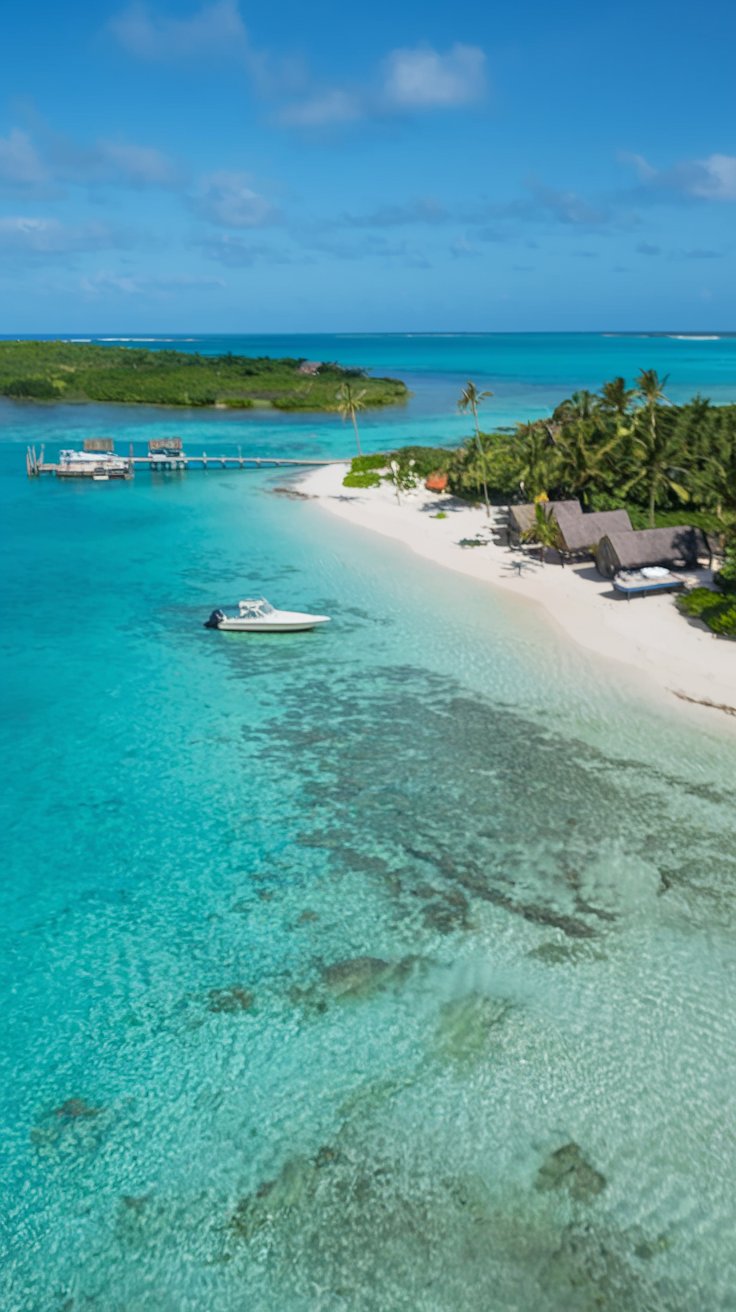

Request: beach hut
left=554, top=507, right=632, bottom=558
left=148, top=437, right=183, bottom=456
left=83, top=437, right=114, bottom=453
left=508, top=499, right=581, bottom=545
left=596, top=526, right=708, bottom=579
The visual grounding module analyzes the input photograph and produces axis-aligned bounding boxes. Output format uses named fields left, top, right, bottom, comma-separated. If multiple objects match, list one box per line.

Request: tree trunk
left=648, top=482, right=656, bottom=528
left=351, top=411, right=362, bottom=456
left=472, top=407, right=491, bottom=517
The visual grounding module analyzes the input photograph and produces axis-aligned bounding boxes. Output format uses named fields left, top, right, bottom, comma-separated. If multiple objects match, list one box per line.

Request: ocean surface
left=2, top=334, right=736, bottom=1310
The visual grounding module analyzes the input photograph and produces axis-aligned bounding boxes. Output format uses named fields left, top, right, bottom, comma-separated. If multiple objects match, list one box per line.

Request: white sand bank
left=299, top=463, right=736, bottom=726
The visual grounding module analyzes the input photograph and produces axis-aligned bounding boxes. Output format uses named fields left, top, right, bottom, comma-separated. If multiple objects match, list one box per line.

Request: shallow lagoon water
left=2, top=359, right=736, bottom=1310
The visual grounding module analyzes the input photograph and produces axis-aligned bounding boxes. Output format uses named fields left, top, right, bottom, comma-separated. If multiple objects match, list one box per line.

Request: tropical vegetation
left=343, top=373, right=736, bottom=634
left=0, top=341, right=408, bottom=411
left=447, top=370, right=736, bottom=535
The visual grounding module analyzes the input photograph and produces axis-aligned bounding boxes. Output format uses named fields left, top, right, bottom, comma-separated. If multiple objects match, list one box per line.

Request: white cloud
left=381, top=43, right=486, bottom=109
left=196, top=234, right=298, bottom=265
left=81, top=270, right=226, bottom=296
left=618, top=151, right=657, bottom=181
left=0, top=129, right=48, bottom=191
left=0, top=216, right=131, bottom=253
left=108, top=0, right=298, bottom=93
left=192, top=171, right=280, bottom=227
left=340, top=197, right=448, bottom=227
left=622, top=150, right=736, bottom=201
left=278, top=40, right=488, bottom=127
left=0, top=123, right=179, bottom=192
left=279, top=90, right=360, bottom=128
left=110, top=0, right=247, bottom=61
left=91, top=141, right=179, bottom=187
left=686, top=154, right=736, bottom=200
left=450, top=236, right=481, bottom=258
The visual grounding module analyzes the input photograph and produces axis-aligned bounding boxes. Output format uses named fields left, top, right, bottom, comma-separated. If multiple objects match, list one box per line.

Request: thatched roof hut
left=509, top=499, right=580, bottom=543
left=596, top=526, right=708, bottom=579
left=554, top=507, right=632, bottom=555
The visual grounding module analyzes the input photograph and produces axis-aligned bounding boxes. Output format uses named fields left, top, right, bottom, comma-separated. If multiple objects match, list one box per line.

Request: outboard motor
left=204, top=609, right=225, bottom=629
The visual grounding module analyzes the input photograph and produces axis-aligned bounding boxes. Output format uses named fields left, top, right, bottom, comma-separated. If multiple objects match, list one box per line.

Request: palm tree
left=458, top=380, right=493, bottom=516
left=599, top=376, right=635, bottom=423
left=629, top=369, right=684, bottom=526
left=552, top=390, right=600, bottom=425
left=521, top=502, right=563, bottom=564
left=336, top=381, right=368, bottom=456
left=515, top=421, right=556, bottom=499
left=554, top=420, right=622, bottom=505
left=701, top=424, right=736, bottom=521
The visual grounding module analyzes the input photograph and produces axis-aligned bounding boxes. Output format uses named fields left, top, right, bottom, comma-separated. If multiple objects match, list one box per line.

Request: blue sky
left=1, top=0, right=735, bottom=331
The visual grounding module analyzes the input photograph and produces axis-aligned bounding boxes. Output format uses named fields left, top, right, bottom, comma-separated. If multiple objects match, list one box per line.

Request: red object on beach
left=425, top=472, right=448, bottom=492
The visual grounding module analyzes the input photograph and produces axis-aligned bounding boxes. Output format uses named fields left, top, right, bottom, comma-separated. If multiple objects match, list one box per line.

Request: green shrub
left=343, top=470, right=381, bottom=488
left=4, top=376, right=58, bottom=399
left=715, top=546, right=736, bottom=594
left=678, top=588, right=719, bottom=618
left=390, top=445, right=455, bottom=478
left=707, top=602, right=736, bottom=635
left=678, top=587, right=736, bottom=637
left=350, top=453, right=388, bottom=472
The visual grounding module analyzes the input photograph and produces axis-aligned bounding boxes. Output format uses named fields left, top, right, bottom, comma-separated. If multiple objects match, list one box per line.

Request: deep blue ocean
left=2, top=334, right=736, bottom=1310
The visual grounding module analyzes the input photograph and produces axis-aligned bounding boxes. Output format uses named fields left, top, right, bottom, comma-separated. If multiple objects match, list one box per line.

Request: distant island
left=0, top=341, right=408, bottom=410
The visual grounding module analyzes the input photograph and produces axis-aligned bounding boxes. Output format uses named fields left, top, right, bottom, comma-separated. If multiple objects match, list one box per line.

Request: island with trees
left=0, top=340, right=408, bottom=410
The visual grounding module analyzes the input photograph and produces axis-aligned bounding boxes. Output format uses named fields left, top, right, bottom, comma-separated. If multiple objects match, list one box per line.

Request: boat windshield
left=238, top=598, right=274, bottom=617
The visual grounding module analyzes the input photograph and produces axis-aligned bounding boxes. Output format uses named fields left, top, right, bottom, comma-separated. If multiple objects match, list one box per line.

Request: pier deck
left=26, top=446, right=347, bottom=479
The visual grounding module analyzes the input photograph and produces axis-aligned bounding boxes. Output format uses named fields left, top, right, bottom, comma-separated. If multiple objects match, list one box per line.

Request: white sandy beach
left=300, top=463, right=736, bottom=726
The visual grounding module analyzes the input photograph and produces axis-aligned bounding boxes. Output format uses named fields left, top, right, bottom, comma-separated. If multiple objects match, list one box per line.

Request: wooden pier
left=26, top=441, right=346, bottom=480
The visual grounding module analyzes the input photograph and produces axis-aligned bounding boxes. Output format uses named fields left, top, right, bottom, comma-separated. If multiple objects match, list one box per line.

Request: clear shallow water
left=2, top=344, right=736, bottom=1310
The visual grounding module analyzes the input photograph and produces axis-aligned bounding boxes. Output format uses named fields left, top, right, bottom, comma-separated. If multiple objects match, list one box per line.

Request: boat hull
left=215, top=617, right=330, bottom=632
left=205, top=601, right=331, bottom=632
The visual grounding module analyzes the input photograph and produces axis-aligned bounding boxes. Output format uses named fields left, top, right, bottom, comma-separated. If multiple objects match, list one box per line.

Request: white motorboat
left=204, top=598, right=331, bottom=632
left=59, top=449, right=130, bottom=474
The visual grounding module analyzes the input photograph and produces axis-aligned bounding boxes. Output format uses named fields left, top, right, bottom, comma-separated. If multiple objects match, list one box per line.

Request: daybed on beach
left=596, top=526, right=708, bottom=579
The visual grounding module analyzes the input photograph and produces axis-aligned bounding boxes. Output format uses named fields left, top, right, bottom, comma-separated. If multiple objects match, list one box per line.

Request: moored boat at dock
left=56, top=449, right=132, bottom=479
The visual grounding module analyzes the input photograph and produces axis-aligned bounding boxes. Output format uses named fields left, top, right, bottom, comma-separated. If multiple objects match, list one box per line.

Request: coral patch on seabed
left=536, top=1143, right=607, bottom=1202
left=434, top=992, right=513, bottom=1061
left=320, top=955, right=418, bottom=1000
left=30, top=1099, right=107, bottom=1156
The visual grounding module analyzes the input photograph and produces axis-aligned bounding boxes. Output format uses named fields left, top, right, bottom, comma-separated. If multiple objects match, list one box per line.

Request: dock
left=26, top=440, right=347, bottom=480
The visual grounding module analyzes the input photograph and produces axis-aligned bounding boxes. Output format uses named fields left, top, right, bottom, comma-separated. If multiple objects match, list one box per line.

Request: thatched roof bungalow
left=508, top=499, right=580, bottom=544
left=554, top=507, right=632, bottom=556
left=596, top=526, right=708, bottom=579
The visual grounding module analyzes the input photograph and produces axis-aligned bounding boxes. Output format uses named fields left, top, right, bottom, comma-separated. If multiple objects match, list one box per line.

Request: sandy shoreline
left=298, top=462, right=735, bottom=729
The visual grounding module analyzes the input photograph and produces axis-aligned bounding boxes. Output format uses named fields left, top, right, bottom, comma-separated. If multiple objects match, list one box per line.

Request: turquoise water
left=2, top=339, right=736, bottom=1310
left=6, top=330, right=736, bottom=435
